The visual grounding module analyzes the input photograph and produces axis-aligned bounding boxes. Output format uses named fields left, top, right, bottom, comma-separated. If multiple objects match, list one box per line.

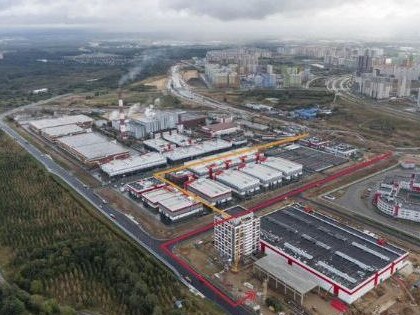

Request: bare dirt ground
left=140, top=75, right=168, bottom=91
left=177, top=233, right=346, bottom=315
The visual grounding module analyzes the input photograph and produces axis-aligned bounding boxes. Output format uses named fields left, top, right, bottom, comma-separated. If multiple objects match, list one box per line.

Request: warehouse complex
left=126, top=177, right=166, bottom=199
left=57, top=132, right=129, bottom=165
left=41, top=124, right=89, bottom=141
left=239, top=163, right=283, bottom=188
left=186, top=178, right=232, bottom=205
left=29, top=114, right=93, bottom=132
left=163, top=139, right=233, bottom=163
left=215, top=169, right=261, bottom=197
left=373, top=173, right=420, bottom=222
left=259, top=204, right=408, bottom=304
left=262, top=157, right=303, bottom=180
left=141, top=186, right=203, bottom=222
left=100, top=152, right=167, bottom=177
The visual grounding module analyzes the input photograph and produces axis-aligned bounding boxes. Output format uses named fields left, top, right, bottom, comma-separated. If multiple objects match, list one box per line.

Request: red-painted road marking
left=161, top=152, right=393, bottom=308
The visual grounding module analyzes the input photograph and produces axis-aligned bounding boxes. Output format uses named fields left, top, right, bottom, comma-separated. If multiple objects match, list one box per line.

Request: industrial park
left=2, top=25, right=420, bottom=315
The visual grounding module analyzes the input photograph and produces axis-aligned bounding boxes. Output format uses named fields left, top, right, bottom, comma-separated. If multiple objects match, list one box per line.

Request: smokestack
left=118, top=91, right=128, bottom=141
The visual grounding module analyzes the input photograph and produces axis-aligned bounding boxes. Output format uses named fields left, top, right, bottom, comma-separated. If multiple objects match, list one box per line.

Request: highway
left=0, top=102, right=251, bottom=315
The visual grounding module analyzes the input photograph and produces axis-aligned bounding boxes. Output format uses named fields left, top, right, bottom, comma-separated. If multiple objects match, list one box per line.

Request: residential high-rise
left=214, top=212, right=260, bottom=264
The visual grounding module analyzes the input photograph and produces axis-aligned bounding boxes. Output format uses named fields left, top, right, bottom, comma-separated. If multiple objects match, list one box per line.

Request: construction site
left=11, top=89, right=420, bottom=315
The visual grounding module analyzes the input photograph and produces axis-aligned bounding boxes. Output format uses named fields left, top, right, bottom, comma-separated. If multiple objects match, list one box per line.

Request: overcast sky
left=0, top=0, right=419, bottom=40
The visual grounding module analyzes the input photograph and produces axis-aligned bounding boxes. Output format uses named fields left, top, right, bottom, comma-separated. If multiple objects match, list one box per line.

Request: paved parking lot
left=327, top=166, right=420, bottom=238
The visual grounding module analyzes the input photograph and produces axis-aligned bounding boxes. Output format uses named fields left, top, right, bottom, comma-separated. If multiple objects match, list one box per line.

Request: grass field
left=0, top=131, right=222, bottom=315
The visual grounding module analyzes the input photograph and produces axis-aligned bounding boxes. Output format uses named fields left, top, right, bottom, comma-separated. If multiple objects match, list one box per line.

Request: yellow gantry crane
left=153, top=133, right=309, bottom=270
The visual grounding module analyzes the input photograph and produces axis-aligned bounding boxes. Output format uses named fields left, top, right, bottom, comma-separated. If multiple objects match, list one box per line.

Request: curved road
left=0, top=101, right=249, bottom=315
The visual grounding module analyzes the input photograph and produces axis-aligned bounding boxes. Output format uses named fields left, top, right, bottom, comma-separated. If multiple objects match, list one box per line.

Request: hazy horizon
left=0, top=0, right=420, bottom=42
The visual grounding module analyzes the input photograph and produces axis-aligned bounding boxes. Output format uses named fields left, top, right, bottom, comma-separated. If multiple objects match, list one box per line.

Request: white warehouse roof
left=240, top=163, right=283, bottom=183
left=100, top=152, right=167, bottom=177
left=188, top=178, right=232, bottom=198
left=164, top=139, right=232, bottom=162
left=58, top=132, right=128, bottom=161
left=143, top=138, right=171, bottom=152
left=163, top=133, right=191, bottom=146
left=30, top=115, right=93, bottom=130
left=263, top=157, right=303, bottom=176
left=216, top=169, right=260, bottom=191
left=142, top=187, right=177, bottom=205
left=42, top=124, right=88, bottom=138
left=158, top=194, right=198, bottom=212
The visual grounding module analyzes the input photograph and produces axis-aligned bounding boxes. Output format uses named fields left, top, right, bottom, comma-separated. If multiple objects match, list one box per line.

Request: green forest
left=0, top=131, right=221, bottom=315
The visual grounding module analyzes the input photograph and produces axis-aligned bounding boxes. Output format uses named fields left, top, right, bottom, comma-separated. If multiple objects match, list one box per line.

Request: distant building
left=205, top=63, right=240, bottom=88
left=32, top=88, right=49, bottom=94
left=214, top=211, right=260, bottom=263
left=356, top=73, right=411, bottom=100
left=201, top=122, right=240, bottom=137
left=373, top=173, right=420, bottom=222
left=112, top=107, right=179, bottom=139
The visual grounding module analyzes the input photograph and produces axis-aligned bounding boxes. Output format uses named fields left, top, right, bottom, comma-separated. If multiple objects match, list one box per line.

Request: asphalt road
left=0, top=107, right=249, bottom=315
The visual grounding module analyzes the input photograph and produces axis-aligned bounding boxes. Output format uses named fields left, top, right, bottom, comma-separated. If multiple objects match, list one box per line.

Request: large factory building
left=141, top=187, right=203, bottom=223
left=186, top=178, right=232, bottom=205
left=215, top=169, right=261, bottom=197
left=262, top=157, right=303, bottom=180
left=57, top=132, right=129, bottom=165
left=258, top=204, right=408, bottom=304
left=29, top=114, right=93, bottom=133
left=112, top=107, right=179, bottom=139
left=239, top=163, right=282, bottom=188
left=100, top=152, right=167, bottom=177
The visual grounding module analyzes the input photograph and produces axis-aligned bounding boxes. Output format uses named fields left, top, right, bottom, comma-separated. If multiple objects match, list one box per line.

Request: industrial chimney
left=118, top=90, right=128, bottom=140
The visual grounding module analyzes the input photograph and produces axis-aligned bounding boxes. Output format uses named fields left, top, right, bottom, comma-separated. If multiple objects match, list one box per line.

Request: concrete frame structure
left=254, top=255, right=318, bottom=305
left=214, top=212, right=260, bottom=264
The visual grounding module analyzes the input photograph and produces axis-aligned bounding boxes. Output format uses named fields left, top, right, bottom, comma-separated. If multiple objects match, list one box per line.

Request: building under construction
left=214, top=211, right=260, bottom=264
left=259, top=204, right=408, bottom=304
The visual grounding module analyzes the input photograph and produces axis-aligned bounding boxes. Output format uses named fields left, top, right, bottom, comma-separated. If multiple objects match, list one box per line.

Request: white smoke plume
left=118, top=48, right=169, bottom=87
left=109, top=110, right=120, bottom=120
left=127, top=103, right=142, bottom=117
